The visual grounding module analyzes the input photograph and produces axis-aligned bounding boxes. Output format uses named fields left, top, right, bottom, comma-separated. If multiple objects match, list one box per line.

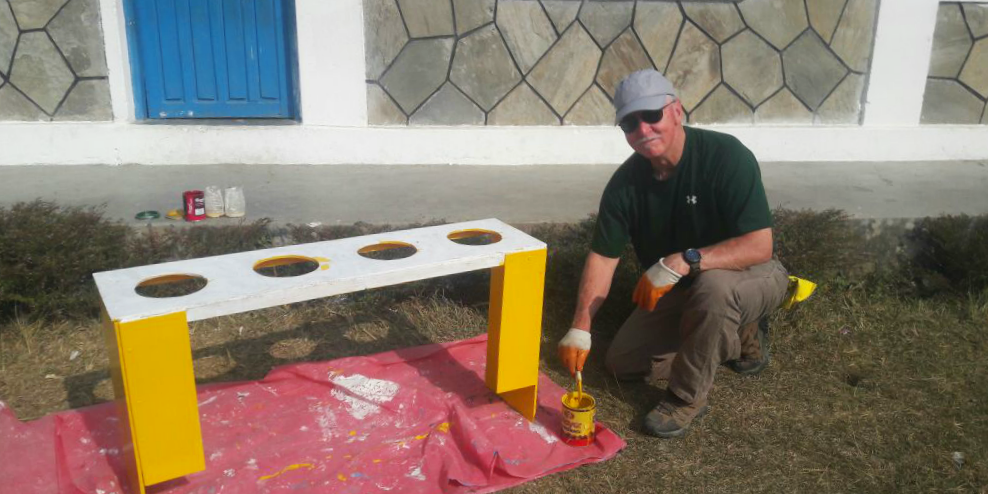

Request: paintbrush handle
left=575, top=371, right=583, bottom=401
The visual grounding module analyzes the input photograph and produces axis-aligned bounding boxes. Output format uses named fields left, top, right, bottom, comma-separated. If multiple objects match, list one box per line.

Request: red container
left=183, top=190, right=206, bottom=222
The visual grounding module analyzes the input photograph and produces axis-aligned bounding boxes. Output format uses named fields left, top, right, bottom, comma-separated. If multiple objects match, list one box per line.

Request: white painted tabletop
left=94, top=219, right=546, bottom=323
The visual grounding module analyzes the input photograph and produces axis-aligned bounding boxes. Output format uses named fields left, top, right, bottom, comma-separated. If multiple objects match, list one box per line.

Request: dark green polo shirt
left=591, top=126, right=772, bottom=268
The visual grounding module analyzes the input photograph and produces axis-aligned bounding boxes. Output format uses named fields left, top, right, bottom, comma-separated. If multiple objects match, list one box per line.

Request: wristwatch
left=683, top=248, right=702, bottom=276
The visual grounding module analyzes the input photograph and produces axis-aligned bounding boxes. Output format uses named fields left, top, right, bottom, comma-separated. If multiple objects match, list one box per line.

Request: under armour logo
left=686, top=195, right=698, bottom=205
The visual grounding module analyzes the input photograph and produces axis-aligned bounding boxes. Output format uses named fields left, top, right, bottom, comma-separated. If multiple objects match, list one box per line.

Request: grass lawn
left=1, top=212, right=986, bottom=492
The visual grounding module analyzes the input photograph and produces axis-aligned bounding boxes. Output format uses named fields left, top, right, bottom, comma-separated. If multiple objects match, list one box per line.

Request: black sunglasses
left=619, top=108, right=665, bottom=134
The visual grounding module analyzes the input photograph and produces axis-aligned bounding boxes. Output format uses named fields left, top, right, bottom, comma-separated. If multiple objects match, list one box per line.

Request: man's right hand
left=558, top=328, right=592, bottom=376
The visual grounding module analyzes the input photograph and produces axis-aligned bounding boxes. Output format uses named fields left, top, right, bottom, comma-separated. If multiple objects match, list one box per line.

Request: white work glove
left=632, top=257, right=682, bottom=311
left=557, top=328, right=591, bottom=376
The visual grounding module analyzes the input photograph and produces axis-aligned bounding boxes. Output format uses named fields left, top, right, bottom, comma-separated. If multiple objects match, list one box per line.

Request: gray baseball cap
left=613, top=69, right=677, bottom=124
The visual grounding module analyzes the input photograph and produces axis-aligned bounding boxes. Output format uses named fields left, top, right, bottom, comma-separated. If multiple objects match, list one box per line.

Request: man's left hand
left=632, top=257, right=683, bottom=311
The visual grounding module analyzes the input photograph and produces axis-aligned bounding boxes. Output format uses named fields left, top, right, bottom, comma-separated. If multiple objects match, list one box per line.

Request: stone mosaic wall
left=922, top=2, right=988, bottom=125
left=0, top=0, right=111, bottom=121
left=365, top=0, right=878, bottom=126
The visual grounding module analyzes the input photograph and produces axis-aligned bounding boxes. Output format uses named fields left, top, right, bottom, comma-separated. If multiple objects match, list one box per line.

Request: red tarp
left=0, top=334, right=625, bottom=493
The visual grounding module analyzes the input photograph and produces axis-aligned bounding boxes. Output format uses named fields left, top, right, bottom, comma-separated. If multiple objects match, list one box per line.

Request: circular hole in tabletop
left=135, top=274, right=208, bottom=298
left=357, top=241, right=417, bottom=260
left=253, top=255, right=321, bottom=277
left=447, top=229, right=503, bottom=246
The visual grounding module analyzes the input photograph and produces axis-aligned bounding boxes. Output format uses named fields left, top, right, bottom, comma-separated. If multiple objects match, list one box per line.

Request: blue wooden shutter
left=135, top=0, right=296, bottom=119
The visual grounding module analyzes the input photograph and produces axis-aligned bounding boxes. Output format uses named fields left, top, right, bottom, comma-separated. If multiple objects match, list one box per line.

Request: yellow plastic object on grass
left=782, top=276, right=817, bottom=309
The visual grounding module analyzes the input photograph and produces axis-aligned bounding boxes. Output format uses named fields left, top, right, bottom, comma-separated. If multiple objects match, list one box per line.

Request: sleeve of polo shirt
left=717, top=143, right=773, bottom=236
left=590, top=177, right=631, bottom=259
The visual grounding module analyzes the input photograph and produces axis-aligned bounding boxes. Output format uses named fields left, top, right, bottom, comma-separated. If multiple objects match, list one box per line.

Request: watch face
left=685, top=249, right=701, bottom=263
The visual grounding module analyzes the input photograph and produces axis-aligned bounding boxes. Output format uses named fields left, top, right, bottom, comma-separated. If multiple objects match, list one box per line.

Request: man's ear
left=670, top=100, right=685, bottom=124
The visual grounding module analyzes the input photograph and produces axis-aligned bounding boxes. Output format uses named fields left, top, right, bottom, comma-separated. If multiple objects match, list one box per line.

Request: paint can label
left=561, top=392, right=596, bottom=446
left=183, top=190, right=206, bottom=221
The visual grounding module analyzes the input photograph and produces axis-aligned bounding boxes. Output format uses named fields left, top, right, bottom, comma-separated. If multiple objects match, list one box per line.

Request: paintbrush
left=575, top=370, right=583, bottom=403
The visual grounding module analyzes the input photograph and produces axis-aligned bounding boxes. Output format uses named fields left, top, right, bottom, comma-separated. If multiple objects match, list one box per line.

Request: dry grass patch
left=3, top=286, right=984, bottom=492
left=2, top=211, right=988, bottom=492
left=506, top=285, right=988, bottom=493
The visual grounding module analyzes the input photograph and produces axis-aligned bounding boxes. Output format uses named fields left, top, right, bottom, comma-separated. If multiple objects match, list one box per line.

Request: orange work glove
left=557, top=328, right=591, bottom=376
left=632, top=257, right=682, bottom=311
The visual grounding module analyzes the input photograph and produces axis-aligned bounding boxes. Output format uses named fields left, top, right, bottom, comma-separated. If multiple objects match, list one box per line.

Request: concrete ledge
left=1, top=162, right=986, bottom=227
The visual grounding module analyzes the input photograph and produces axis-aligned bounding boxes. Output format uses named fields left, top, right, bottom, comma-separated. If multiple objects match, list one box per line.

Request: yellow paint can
left=560, top=391, right=596, bottom=446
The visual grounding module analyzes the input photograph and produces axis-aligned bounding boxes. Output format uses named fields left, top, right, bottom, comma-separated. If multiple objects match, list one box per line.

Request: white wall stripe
left=863, top=0, right=941, bottom=126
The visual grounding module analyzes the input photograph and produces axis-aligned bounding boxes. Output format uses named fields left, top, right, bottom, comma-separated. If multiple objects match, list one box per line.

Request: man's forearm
left=571, top=252, right=620, bottom=331
left=666, top=228, right=774, bottom=276
left=702, top=227, right=774, bottom=270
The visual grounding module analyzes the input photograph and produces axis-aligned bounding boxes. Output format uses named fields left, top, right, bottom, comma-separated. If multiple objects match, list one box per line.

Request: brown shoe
left=726, top=317, right=770, bottom=375
left=642, top=391, right=709, bottom=438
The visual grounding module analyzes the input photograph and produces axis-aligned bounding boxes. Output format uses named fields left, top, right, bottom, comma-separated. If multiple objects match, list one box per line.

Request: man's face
left=622, top=100, right=682, bottom=160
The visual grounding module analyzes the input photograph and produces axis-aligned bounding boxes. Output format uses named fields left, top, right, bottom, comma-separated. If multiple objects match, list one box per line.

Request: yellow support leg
left=101, top=304, right=146, bottom=494
left=102, top=306, right=205, bottom=492
left=486, top=249, right=547, bottom=420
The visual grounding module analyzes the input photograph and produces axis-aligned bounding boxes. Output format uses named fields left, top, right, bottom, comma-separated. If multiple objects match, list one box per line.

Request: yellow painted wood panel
left=116, top=312, right=205, bottom=486
left=498, top=385, right=538, bottom=421
left=485, top=249, right=546, bottom=397
left=101, top=304, right=147, bottom=494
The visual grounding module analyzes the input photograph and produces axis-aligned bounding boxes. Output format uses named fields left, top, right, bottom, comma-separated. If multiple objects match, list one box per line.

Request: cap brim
left=615, top=95, right=672, bottom=124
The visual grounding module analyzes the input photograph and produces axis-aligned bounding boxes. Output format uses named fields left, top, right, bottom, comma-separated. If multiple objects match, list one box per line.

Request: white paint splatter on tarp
left=224, top=469, right=235, bottom=477
left=393, top=403, right=410, bottom=428
left=528, top=421, right=559, bottom=444
left=406, top=462, right=426, bottom=481
left=246, top=458, right=258, bottom=470
left=210, top=451, right=223, bottom=461
left=311, top=403, right=339, bottom=441
left=346, top=431, right=371, bottom=443
left=328, top=373, right=399, bottom=420
left=331, top=390, right=381, bottom=420
left=198, top=396, right=218, bottom=407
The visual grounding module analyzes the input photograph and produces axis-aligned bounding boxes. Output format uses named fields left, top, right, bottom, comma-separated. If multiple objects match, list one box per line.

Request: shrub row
left=1, top=200, right=986, bottom=324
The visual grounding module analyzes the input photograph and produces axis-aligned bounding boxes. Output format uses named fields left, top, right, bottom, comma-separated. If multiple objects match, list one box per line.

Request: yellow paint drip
left=373, top=459, right=382, bottom=463
left=258, top=463, right=314, bottom=481
left=349, top=430, right=357, bottom=436
left=337, top=473, right=347, bottom=482
left=409, top=422, right=451, bottom=443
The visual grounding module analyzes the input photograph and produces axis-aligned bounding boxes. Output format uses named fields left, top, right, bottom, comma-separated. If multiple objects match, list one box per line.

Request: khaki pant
left=604, top=260, right=789, bottom=404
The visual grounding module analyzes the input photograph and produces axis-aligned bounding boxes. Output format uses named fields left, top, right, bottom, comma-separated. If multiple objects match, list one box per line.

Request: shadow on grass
left=65, top=308, right=493, bottom=411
